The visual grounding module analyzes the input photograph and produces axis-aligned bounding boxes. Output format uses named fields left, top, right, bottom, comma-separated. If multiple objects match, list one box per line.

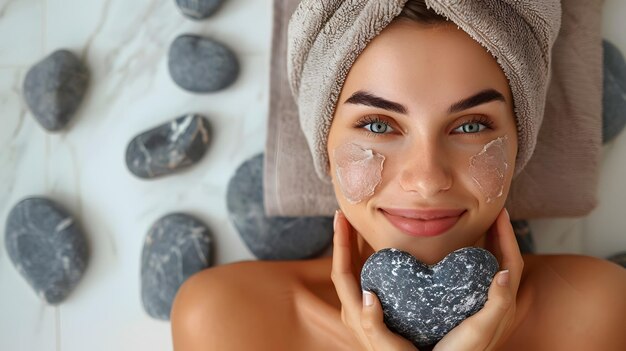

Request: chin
left=368, top=229, right=485, bottom=266
left=406, top=243, right=462, bottom=266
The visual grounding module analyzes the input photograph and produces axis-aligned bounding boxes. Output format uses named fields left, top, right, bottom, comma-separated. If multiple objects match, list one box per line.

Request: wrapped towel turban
left=287, top=0, right=562, bottom=181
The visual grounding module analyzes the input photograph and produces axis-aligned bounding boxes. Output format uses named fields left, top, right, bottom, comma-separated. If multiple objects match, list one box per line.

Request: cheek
left=333, top=142, right=385, bottom=204
left=468, top=135, right=510, bottom=203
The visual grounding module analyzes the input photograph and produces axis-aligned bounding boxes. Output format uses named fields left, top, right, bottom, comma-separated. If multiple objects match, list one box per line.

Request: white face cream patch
left=333, top=142, right=385, bottom=204
left=469, top=135, right=509, bottom=203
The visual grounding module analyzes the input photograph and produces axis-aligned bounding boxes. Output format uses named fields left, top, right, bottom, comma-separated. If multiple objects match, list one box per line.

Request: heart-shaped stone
left=360, top=247, right=498, bottom=348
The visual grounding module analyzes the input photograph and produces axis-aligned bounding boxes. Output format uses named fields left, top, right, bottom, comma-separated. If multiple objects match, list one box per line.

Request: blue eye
left=453, top=117, right=494, bottom=134
left=455, top=122, right=486, bottom=133
left=354, top=116, right=394, bottom=136
left=366, top=121, right=393, bottom=134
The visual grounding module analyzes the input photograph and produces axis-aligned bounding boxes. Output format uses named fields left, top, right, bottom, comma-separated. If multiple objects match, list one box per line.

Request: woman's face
left=327, top=20, right=518, bottom=265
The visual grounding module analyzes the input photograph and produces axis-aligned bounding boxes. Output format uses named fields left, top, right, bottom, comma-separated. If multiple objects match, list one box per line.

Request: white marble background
left=0, top=0, right=624, bottom=350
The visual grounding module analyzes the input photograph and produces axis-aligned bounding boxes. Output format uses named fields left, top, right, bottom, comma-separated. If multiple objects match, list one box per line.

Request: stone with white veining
left=141, top=213, right=213, bottom=320
left=175, top=0, right=225, bottom=20
left=4, top=197, right=89, bottom=305
left=126, top=113, right=212, bottom=179
left=361, top=247, right=499, bottom=348
left=168, top=34, right=239, bottom=93
left=226, top=153, right=333, bottom=260
left=22, top=50, right=89, bottom=131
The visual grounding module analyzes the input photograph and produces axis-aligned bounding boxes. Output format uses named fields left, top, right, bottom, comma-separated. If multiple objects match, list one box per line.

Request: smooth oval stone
left=4, top=197, right=89, bottom=305
left=603, top=39, right=626, bottom=144
left=126, top=114, right=211, bottom=179
left=511, top=219, right=534, bottom=254
left=175, top=0, right=224, bottom=20
left=141, top=213, right=213, bottom=320
left=226, top=153, right=333, bottom=260
left=361, top=247, right=499, bottom=348
left=23, top=49, right=89, bottom=131
left=168, top=34, right=239, bottom=93
left=607, top=252, right=626, bottom=268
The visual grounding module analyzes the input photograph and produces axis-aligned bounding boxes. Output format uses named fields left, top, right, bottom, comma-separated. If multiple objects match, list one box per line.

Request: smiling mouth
left=379, top=208, right=466, bottom=237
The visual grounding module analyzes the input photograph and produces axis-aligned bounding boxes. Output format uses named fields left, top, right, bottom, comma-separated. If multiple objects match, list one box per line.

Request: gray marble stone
left=4, top=197, right=89, bottom=305
left=361, top=247, right=499, bottom=348
left=603, top=39, right=626, bottom=144
left=23, top=49, right=89, bottom=131
left=168, top=34, right=239, bottom=93
left=141, top=213, right=213, bottom=320
left=226, top=153, right=333, bottom=260
left=175, top=0, right=224, bottom=20
left=126, top=114, right=211, bottom=179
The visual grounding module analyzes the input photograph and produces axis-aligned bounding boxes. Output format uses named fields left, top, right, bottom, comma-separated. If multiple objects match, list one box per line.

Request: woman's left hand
left=434, top=208, right=524, bottom=350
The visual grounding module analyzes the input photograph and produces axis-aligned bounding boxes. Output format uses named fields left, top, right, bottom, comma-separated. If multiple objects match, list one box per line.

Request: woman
left=170, top=1, right=626, bottom=350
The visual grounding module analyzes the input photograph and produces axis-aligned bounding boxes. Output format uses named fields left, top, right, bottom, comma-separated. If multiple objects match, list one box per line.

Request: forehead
left=341, top=20, right=513, bottom=113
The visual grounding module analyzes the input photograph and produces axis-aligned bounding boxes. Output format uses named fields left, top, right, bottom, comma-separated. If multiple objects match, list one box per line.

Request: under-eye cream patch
left=333, top=143, right=385, bottom=204
left=469, top=136, right=509, bottom=203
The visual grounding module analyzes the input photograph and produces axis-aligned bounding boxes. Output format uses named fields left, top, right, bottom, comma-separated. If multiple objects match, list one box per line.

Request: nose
left=398, top=140, right=453, bottom=198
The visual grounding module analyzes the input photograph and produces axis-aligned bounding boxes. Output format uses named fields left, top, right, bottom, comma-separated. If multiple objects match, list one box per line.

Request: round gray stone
left=511, top=219, right=534, bottom=254
left=360, top=247, right=499, bottom=348
left=126, top=113, right=212, bottom=179
left=226, top=153, right=333, bottom=260
left=175, top=0, right=225, bottom=20
left=141, top=213, right=213, bottom=320
left=607, top=252, right=626, bottom=268
left=603, top=39, right=626, bottom=144
left=4, top=197, right=89, bottom=305
left=23, top=49, right=89, bottom=131
left=168, top=34, right=239, bottom=93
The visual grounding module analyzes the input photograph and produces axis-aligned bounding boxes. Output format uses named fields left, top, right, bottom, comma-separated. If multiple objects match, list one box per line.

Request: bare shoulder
left=524, top=254, right=626, bottom=301
left=515, top=254, right=626, bottom=349
left=170, top=258, right=332, bottom=351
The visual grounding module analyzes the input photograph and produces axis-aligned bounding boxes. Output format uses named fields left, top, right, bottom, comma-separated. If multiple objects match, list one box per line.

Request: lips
left=380, top=208, right=465, bottom=237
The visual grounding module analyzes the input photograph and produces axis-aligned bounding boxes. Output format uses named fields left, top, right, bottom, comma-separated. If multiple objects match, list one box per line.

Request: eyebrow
left=344, top=88, right=506, bottom=115
left=344, top=91, right=408, bottom=114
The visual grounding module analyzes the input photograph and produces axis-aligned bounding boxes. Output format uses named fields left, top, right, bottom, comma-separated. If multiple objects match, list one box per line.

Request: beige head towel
left=264, top=0, right=602, bottom=219
left=288, top=0, right=560, bottom=181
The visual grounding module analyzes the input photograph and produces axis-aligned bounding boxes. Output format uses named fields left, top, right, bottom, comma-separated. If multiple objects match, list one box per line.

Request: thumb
left=360, top=290, right=419, bottom=350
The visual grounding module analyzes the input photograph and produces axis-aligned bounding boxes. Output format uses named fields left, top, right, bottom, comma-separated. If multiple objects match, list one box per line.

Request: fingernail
left=362, top=290, right=373, bottom=307
left=333, top=210, right=339, bottom=231
left=504, top=208, right=510, bottom=221
left=496, top=270, right=510, bottom=287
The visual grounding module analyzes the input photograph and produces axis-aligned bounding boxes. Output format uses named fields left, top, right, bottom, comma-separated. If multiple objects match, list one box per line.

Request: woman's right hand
left=331, top=209, right=419, bottom=351
left=433, top=208, right=523, bottom=350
